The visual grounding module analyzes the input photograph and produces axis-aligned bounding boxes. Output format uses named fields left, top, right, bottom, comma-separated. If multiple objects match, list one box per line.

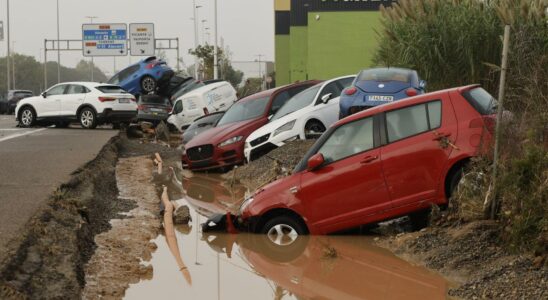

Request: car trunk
left=355, top=81, right=409, bottom=94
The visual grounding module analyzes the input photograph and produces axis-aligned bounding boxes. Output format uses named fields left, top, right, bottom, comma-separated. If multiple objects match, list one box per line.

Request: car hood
left=355, top=80, right=411, bottom=94
left=17, top=96, right=43, bottom=106
left=247, top=107, right=310, bottom=143
left=186, top=118, right=264, bottom=148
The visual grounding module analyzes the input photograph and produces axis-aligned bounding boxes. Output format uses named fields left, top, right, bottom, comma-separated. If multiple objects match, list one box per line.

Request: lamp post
left=56, top=0, right=61, bottom=83
left=85, top=16, right=98, bottom=81
left=213, top=0, right=218, bottom=80
left=201, top=20, right=207, bottom=45
left=255, top=54, right=264, bottom=90
left=11, top=41, right=15, bottom=89
left=6, top=0, right=10, bottom=92
left=192, top=1, right=202, bottom=78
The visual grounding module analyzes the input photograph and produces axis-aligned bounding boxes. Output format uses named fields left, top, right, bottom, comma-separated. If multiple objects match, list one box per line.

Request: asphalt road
left=0, top=115, right=118, bottom=262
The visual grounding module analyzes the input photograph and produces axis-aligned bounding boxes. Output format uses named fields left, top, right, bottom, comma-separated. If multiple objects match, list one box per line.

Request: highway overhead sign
left=129, top=23, right=155, bottom=56
left=82, top=23, right=128, bottom=57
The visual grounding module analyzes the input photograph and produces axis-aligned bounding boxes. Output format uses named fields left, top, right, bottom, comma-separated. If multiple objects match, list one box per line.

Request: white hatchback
left=16, top=82, right=137, bottom=129
left=244, top=75, right=355, bottom=162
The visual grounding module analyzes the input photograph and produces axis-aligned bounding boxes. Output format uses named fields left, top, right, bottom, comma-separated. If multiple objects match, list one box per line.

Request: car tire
left=304, top=120, right=326, bottom=139
left=448, top=167, right=465, bottom=199
left=141, top=76, right=157, bottom=94
left=79, top=108, right=97, bottom=129
left=260, top=215, right=309, bottom=262
left=19, top=107, right=36, bottom=128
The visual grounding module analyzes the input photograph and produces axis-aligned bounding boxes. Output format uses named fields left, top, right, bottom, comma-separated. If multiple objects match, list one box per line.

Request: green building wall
left=307, top=11, right=381, bottom=80
left=275, top=11, right=382, bottom=85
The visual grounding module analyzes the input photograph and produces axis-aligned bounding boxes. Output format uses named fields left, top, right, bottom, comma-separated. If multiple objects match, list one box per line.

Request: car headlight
left=239, top=196, right=254, bottom=215
left=218, top=136, right=243, bottom=147
left=273, top=120, right=296, bottom=137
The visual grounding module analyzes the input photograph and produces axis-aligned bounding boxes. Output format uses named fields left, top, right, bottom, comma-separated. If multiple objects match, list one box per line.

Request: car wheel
left=19, top=107, right=36, bottom=127
left=260, top=215, right=308, bottom=262
left=79, top=108, right=97, bottom=129
left=141, top=76, right=157, bottom=94
left=304, top=120, right=326, bottom=139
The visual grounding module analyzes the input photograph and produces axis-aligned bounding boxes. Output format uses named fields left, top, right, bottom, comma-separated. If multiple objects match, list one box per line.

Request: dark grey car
left=137, top=95, right=172, bottom=124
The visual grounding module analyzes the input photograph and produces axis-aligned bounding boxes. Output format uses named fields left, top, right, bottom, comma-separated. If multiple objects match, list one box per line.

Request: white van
left=167, top=81, right=237, bottom=131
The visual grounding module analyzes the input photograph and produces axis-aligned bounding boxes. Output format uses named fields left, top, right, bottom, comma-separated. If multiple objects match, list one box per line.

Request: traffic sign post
left=129, top=23, right=155, bottom=56
left=82, top=23, right=128, bottom=57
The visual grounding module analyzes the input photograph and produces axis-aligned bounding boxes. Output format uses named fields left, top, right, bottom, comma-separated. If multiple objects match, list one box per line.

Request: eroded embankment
left=0, top=136, right=132, bottom=299
left=82, top=156, right=161, bottom=299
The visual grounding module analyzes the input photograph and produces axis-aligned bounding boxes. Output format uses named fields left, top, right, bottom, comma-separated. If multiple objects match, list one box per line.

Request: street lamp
left=11, top=41, right=15, bottom=89
left=213, top=0, right=218, bottom=79
left=6, top=0, right=10, bottom=92
left=56, top=0, right=61, bottom=83
left=255, top=54, right=264, bottom=90
left=192, top=2, right=202, bottom=78
left=85, top=16, right=98, bottom=81
left=201, top=20, right=207, bottom=45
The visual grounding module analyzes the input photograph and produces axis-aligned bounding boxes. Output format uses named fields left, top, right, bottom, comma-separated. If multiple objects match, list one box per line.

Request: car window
left=386, top=104, right=430, bottom=143
left=427, top=101, right=442, bottom=129
left=107, top=74, right=120, bottom=85
left=462, top=87, right=497, bottom=115
left=270, top=91, right=290, bottom=115
left=46, top=85, right=67, bottom=96
left=66, top=85, right=87, bottom=94
left=141, top=96, right=170, bottom=105
left=14, top=92, right=33, bottom=98
left=337, top=77, right=355, bottom=89
left=358, top=69, right=411, bottom=83
left=217, top=96, right=270, bottom=126
left=96, top=86, right=128, bottom=94
left=317, top=117, right=374, bottom=163
left=273, top=85, right=321, bottom=120
left=173, top=100, right=183, bottom=114
left=316, top=82, right=340, bottom=105
left=172, top=81, right=205, bottom=100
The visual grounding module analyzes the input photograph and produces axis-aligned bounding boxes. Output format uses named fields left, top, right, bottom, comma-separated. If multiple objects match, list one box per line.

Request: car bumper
left=183, top=142, right=245, bottom=171
left=245, top=132, right=300, bottom=162
left=97, top=109, right=137, bottom=123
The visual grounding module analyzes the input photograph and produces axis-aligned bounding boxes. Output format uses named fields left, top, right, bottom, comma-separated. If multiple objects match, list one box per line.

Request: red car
left=182, top=81, right=321, bottom=171
left=237, top=84, right=497, bottom=236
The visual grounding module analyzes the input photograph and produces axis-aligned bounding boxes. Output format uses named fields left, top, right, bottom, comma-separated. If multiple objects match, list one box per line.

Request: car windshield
left=217, top=96, right=270, bottom=126
left=13, top=92, right=33, bottom=98
left=96, top=86, right=128, bottom=94
left=357, top=69, right=410, bottom=83
left=272, top=85, right=320, bottom=121
left=141, top=96, right=170, bottom=105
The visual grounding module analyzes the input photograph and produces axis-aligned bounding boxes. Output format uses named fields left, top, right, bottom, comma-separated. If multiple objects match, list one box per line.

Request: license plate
left=118, top=98, right=130, bottom=103
left=150, top=108, right=164, bottom=112
left=368, top=95, right=394, bottom=102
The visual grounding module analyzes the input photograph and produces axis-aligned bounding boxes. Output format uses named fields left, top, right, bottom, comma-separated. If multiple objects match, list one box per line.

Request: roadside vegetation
left=375, top=0, right=547, bottom=253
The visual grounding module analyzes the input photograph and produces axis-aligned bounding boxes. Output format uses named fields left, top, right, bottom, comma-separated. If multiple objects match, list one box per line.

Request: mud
left=82, top=156, right=161, bottom=299
left=376, top=221, right=548, bottom=299
left=0, top=136, right=130, bottom=299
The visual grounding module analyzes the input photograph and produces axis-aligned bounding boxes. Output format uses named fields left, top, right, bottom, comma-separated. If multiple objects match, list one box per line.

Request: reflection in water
left=125, top=169, right=447, bottom=300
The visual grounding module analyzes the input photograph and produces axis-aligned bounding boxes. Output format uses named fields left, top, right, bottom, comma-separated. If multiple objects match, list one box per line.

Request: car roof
left=238, top=80, right=323, bottom=103
left=177, top=81, right=230, bottom=99
left=334, top=84, right=480, bottom=127
left=51, top=82, right=120, bottom=88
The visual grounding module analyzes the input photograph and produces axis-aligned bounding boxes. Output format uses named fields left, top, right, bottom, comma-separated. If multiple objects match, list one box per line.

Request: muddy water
left=124, top=171, right=449, bottom=300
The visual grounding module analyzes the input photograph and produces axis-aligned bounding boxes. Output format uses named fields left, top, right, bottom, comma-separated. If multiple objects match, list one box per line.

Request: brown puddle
left=124, top=172, right=449, bottom=300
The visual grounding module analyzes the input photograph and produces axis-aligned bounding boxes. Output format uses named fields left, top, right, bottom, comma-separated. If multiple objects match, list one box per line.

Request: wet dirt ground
left=115, top=160, right=450, bottom=300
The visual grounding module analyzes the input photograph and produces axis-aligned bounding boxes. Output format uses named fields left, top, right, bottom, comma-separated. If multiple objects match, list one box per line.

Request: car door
left=298, top=115, right=391, bottom=233
left=61, top=84, right=88, bottom=116
left=312, top=81, right=344, bottom=126
left=39, top=84, right=67, bottom=117
left=380, top=95, right=458, bottom=208
left=169, top=99, right=185, bottom=130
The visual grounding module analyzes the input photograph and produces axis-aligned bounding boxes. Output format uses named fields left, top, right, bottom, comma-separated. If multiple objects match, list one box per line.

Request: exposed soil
left=82, top=156, right=161, bottom=299
left=225, top=140, right=316, bottom=190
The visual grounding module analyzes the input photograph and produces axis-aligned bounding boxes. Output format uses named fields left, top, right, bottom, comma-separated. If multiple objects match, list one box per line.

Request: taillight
left=469, top=116, right=496, bottom=134
left=130, top=97, right=137, bottom=102
left=137, top=105, right=145, bottom=110
left=98, top=96, right=116, bottom=102
left=405, top=88, right=418, bottom=97
left=203, top=107, right=209, bottom=115
left=344, top=87, right=357, bottom=96
left=145, top=62, right=157, bottom=69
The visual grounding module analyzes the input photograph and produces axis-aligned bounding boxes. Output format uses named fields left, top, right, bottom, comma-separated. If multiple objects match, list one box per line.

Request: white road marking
left=0, top=128, right=47, bottom=143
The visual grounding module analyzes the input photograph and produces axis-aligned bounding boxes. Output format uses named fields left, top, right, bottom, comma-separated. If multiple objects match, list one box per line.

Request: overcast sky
left=1, top=0, right=274, bottom=76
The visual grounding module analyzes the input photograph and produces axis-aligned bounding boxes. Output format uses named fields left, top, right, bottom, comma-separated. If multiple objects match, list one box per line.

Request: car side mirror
left=41, top=92, right=47, bottom=98
left=419, top=80, right=427, bottom=90
left=307, top=153, right=325, bottom=171
left=321, top=93, right=333, bottom=104
left=268, top=114, right=273, bottom=120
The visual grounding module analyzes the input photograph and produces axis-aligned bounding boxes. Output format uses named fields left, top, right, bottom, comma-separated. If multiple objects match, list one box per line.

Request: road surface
left=0, top=115, right=118, bottom=262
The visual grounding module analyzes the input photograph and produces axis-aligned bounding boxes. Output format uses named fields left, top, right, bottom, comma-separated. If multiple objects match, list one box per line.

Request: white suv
left=16, top=82, right=137, bottom=129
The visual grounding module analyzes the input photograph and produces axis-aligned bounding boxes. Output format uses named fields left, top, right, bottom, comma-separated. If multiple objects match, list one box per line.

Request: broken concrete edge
left=0, top=134, right=131, bottom=298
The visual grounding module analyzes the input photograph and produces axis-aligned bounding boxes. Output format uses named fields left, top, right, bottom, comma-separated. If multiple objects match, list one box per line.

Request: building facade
left=274, top=0, right=394, bottom=85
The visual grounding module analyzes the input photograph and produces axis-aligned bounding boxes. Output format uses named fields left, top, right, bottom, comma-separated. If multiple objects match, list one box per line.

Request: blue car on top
left=339, top=67, right=426, bottom=119
left=107, top=56, right=174, bottom=96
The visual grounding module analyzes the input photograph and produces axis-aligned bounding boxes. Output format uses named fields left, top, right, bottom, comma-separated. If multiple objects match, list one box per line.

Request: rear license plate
left=368, top=95, right=394, bottom=102
left=150, top=108, right=164, bottom=112
left=118, top=98, right=130, bottom=103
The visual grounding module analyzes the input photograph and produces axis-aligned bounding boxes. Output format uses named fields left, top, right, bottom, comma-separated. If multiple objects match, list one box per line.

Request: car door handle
left=360, top=155, right=378, bottom=164
left=433, top=131, right=451, bottom=141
